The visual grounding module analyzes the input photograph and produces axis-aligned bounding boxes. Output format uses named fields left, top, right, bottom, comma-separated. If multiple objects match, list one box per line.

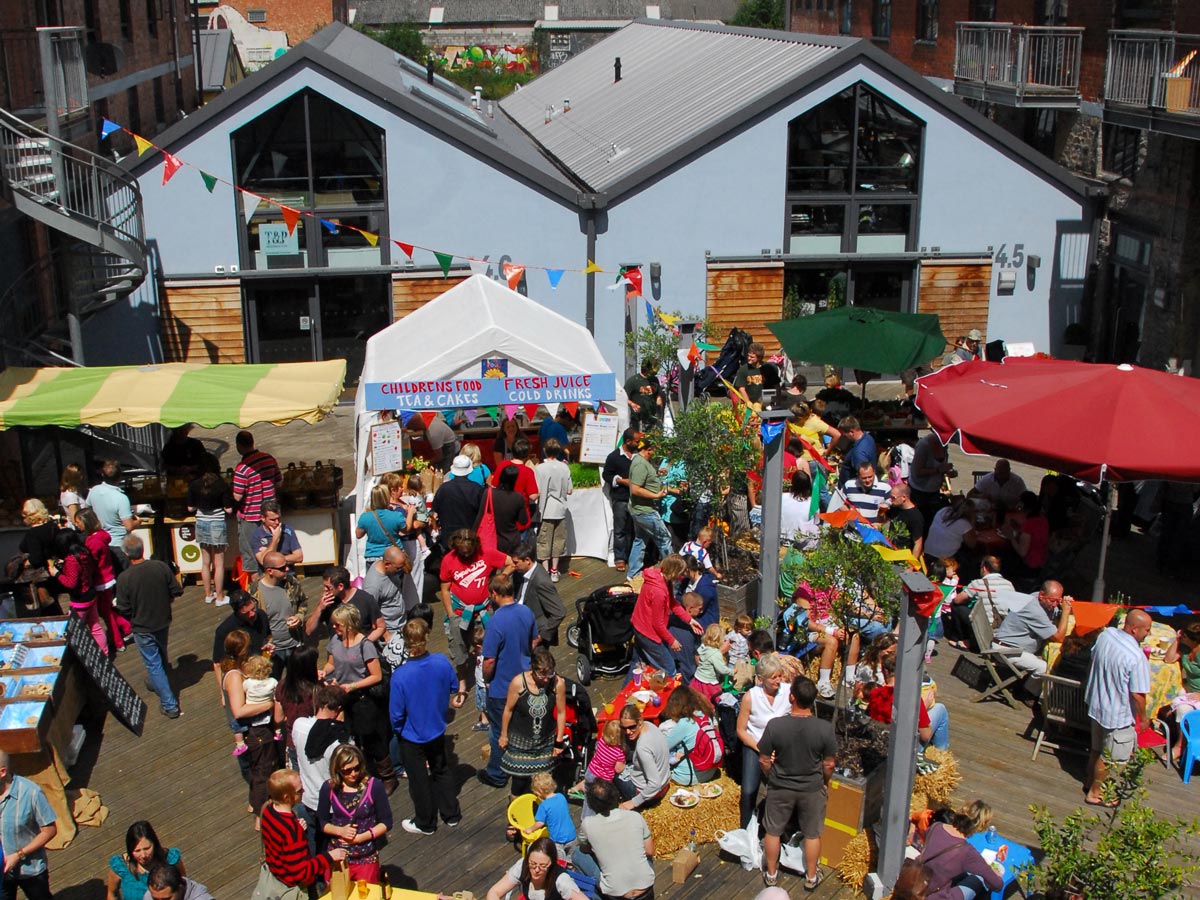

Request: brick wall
left=216, top=0, right=347, bottom=45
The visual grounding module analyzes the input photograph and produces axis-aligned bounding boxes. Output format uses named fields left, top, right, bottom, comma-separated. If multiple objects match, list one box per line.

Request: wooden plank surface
left=160, top=283, right=246, bottom=363
left=40, top=556, right=1200, bottom=900
left=706, top=265, right=785, bottom=360
left=391, top=272, right=470, bottom=321
left=916, top=261, right=991, bottom=351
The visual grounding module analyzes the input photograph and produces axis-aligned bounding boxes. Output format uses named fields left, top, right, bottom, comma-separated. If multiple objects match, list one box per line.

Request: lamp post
left=756, top=408, right=793, bottom=627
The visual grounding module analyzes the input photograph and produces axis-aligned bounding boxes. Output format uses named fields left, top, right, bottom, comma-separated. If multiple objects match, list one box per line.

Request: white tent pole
left=1092, top=478, right=1111, bottom=602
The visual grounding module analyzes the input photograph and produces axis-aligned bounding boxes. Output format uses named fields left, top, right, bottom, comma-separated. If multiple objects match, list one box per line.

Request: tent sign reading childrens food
left=363, top=372, right=616, bottom=410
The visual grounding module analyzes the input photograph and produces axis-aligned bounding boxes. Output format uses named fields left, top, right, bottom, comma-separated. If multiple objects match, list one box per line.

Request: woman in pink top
left=78, top=508, right=130, bottom=653
left=629, top=555, right=694, bottom=680
left=1005, top=491, right=1049, bottom=586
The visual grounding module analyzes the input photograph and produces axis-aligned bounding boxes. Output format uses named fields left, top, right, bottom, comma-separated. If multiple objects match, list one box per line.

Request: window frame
left=915, top=0, right=938, bottom=43
left=871, top=0, right=891, bottom=39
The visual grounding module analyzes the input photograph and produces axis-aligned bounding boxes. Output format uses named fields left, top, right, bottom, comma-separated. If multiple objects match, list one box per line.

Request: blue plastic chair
left=1180, top=711, right=1200, bottom=784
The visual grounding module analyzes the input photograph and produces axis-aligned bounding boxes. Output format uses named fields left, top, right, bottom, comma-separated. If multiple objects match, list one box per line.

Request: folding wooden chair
left=967, top=600, right=1026, bottom=707
left=1030, top=674, right=1089, bottom=760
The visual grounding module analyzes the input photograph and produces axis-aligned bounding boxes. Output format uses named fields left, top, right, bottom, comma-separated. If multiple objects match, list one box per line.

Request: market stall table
left=966, top=831, right=1035, bottom=900
left=595, top=671, right=679, bottom=724
left=318, top=886, right=438, bottom=900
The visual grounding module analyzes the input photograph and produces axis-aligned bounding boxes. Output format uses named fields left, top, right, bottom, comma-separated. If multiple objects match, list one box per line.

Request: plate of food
left=631, top=690, right=657, bottom=705
left=669, top=789, right=699, bottom=809
left=695, top=783, right=723, bottom=799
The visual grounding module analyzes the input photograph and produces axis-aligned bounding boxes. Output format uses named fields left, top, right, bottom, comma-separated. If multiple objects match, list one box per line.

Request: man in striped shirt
left=260, top=769, right=346, bottom=891
left=232, top=431, right=281, bottom=578
left=829, top=461, right=890, bottom=524
left=1084, top=609, right=1151, bottom=806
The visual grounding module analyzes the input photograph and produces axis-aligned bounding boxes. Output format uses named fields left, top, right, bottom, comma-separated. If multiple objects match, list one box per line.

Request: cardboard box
left=671, top=848, right=700, bottom=883
left=1164, top=75, right=1193, bottom=112
left=819, top=821, right=861, bottom=868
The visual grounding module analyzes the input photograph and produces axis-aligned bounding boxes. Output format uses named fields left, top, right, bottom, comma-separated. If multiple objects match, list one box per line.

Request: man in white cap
left=430, top=455, right=484, bottom=553
left=943, top=329, right=984, bottom=365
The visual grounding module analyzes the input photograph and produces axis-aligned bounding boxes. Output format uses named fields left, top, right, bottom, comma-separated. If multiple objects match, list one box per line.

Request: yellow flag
left=361, top=230, right=379, bottom=247
left=659, top=311, right=681, bottom=326
left=134, top=135, right=154, bottom=156
left=583, top=259, right=603, bottom=274
left=872, top=545, right=920, bottom=567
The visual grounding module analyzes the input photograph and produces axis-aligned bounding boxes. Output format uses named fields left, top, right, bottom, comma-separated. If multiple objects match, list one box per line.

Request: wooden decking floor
left=42, top=558, right=1200, bottom=900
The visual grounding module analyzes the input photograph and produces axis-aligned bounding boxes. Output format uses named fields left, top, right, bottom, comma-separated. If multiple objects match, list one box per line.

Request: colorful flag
left=435, top=251, right=453, bottom=277
left=503, top=263, right=525, bottom=291
left=547, top=269, right=564, bottom=290
left=199, top=171, right=218, bottom=193
left=395, top=241, right=414, bottom=258
left=100, top=118, right=122, bottom=140
left=161, top=152, right=182, bottom=185
left=280, top=205, right=301, bottom=235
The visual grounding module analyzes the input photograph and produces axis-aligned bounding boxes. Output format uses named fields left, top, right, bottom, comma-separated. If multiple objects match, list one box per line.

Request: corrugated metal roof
left=199, top=28, right=235, bottom=91
left=500, top=20, right=846, bottom=193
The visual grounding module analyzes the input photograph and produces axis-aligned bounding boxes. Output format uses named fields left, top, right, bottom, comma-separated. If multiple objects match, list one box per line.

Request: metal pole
left=1091, top=479, right=1111, bottom=602
left=757, top=409, right=791, bottom=627
left=872, top=575, right=932, bottom=894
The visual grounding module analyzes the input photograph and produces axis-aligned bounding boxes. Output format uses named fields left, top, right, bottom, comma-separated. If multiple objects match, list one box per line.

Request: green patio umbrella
left=766, top=306, right=948, bottom=375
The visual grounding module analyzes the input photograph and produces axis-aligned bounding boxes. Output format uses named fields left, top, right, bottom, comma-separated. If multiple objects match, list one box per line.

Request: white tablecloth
left=565, top=487, right=613, bottom=563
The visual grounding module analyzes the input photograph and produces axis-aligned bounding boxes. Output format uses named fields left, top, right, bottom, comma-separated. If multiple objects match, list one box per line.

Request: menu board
left=579, top=413, right=621, bottom=465
left=370, top=420, right=406, bottom=475
left=65, top=616, right=146, bottom=736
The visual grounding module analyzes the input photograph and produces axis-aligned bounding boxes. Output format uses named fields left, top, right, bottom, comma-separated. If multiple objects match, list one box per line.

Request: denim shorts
left=195, top=514, right=228, bottom=549
left=474, top=684, right=488, bottom=712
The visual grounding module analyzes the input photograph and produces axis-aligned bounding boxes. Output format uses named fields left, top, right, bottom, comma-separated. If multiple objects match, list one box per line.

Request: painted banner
left=364, top=373, right=616, bottom=410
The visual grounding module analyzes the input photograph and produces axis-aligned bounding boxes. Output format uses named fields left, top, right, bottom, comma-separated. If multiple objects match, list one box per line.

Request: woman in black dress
left=499, top=646, right=567, bottom=796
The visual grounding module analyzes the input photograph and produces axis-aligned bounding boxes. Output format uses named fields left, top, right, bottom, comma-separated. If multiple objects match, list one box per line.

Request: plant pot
left=717, top=576, right=760, bottom=616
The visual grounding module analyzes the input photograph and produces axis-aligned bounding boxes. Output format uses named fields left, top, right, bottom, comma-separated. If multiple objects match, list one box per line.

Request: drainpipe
left=192, top=0, right=203, bottom=102
left=581, top=193, right=605, bottom=335
left=167, top=0, right=184, bottom=111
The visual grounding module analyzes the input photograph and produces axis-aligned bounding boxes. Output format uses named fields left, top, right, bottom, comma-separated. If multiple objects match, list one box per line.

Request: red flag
left=624, top=267, right=643, bottom=297
left=524, top=403, right=539, bottom=420
left=503, top=263, right=525, bottom=291
left=796, top=435, right=834, bottom=473
left=686, top=343, right=700, bottom=367
left=395, top=241, right=414, bottom=258
left=563, top=402, right=578, bottom=417
left=420, top=411, right=437, bottom=428
left=161, top=152, right=183, bottom=185
left=280, top=205, right=301, bottom=235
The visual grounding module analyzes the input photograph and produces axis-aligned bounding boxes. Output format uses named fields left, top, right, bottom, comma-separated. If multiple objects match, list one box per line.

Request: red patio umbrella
left=914, top=357, right=1200, bottom=598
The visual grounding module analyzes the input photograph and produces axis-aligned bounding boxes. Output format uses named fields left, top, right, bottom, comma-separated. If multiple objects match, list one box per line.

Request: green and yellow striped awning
left=0, top=360, right=346, bottom=430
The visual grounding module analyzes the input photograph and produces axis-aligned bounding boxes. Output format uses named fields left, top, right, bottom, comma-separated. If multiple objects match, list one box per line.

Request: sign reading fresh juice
left=364, top=373, right=616, bottom=410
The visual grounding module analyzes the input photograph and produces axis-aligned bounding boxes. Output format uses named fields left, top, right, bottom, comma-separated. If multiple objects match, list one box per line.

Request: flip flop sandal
left=804, top=870, right=825, bottom=892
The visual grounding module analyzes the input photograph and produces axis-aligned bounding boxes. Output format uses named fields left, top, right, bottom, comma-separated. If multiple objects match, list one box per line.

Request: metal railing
left=955, top=22, right=1083, bottom=102
left=1106, top=30, right=1200, bottom=115
left=39, top=27, right=88, bottom=119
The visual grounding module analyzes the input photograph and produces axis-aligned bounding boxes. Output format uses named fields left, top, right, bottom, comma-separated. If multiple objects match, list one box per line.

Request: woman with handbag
left=438, top=529, right=511, bottom=668
left=355, top=484, right=412, bottom=566
left=481, top=464, right=530, bottom=554
left=256, top=769, right=346, bottom=900
left=320, top=604, right=399, bottom=794
left=318, top=745, right=391, bottom=884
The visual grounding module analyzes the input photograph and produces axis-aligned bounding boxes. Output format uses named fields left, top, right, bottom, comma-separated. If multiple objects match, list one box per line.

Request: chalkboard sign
left=65, top=616, right=146, bottom=736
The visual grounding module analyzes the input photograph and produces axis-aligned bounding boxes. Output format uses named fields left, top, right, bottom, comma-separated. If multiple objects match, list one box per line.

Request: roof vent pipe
left=614, top=57, right=621, bottom=82
left=426, top=58, right=435, bottom=84
left=474, top=85, right=482, bottom=109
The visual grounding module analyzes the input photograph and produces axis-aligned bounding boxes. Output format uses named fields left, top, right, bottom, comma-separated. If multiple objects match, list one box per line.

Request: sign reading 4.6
left=994, top=243, right=1026, bottom=269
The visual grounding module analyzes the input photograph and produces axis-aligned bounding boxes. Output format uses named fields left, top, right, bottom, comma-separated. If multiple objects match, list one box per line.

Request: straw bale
left=837, top=827, right=874, bottom=885
left=913, top=747, right=960, bottom=804
left=641, top=776, right=741, bottom=858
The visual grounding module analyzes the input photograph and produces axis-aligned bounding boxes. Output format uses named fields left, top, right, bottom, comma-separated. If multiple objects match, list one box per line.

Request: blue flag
left=546, top=269, right=564, bottom=290
left=853, top=520, right=892, bottom=547
left=100, top=118, right=121, bottom=139
left=760, top=421, right=785, bottom=445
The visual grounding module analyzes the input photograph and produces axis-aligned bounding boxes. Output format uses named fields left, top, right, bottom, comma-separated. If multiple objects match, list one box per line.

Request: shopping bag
left=715, top=812, right=763, bottom=871
left=477, top=488, right=498, bottom=554
left=328, top=861, right=351, bottom=900
left=778, top=833, right=808, bottom=875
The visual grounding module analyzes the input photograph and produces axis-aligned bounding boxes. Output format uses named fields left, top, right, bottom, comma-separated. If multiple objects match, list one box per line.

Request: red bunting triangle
left=161, top=152, right=183, bottom=185
left=503, top=263, right=525, bottom=291
left=395, top=241, right=414, bottom=258
left=563, top=402, right=578, bottom=417
left=624, top=267, right=643, bottom=297
left=280, top=205, right=301, bottom=235
left=420, top=411, right=437, bottom=428
left=524, top=403, right=539, bottom=420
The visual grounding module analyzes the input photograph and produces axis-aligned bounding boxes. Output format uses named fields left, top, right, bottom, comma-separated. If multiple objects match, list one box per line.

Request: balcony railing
left=0, top=26, right=87, bottom=120
left=954, top=22, right=1083, bottom=108
left=1106, top=30, right=1200, bottom=119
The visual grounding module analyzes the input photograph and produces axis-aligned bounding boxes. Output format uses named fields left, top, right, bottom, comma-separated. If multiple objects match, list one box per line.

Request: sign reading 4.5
left=994, top=243, right=1026, bottom=269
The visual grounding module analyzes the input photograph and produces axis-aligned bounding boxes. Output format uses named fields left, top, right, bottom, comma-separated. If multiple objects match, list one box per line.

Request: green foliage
left=653, top=399, right=760, bottom=512
left=780, top=525, right=903, bottom=628
left=1028, top=749, right=1200, bottom=899
left=438, top=67, right=536, bottom=99
left=569, top=462, right=601, bottom=489
left=366, top=21, right=429, bottom=62
left=730, top=0, right=785, bottom=29
left=631, top=309, right=709, bottom=375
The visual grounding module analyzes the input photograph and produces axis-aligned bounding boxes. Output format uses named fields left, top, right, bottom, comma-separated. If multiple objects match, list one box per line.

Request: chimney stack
left=614, top=57, right=622, bottom=82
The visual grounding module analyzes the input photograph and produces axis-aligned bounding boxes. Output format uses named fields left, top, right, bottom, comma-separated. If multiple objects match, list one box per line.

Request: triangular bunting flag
left=625, top=267, right=643, bottom=297
left=420, top=411, right=437, bottom=428
left=584, top=259, right=603, bottom=274
left=398, top=410, right=415, bottom=425
left=659, top=311, right=681, bottom=326
left=280, top=205, right=301, bottom=235
left=200, top=171, right=218, bottom=193
left=819, top=509, right=861, bottom=528
left=320, top=218, right=339, bottom=234
left=395, top=241, right=414, bottom=258
left=644, top=298, right=654, bottom=322
left=606, top=278, right=628, bottom=291
left=134, top=134, right=154, bottom=156
left=441, top=410, right=456, bottom=426
left=687, top=343, right=701, bottom=366
left=873, top=545, right=920, bottom=566
left=464, top=408, right=478, bottom=425
left=796, top=436, right=835, bottom=473
left=546, top=269, right=564, bottom=290
left=100, top=118, right=122, bottom=140
left=524, top=403, right=539, bottom=420
left=760, top=421, right=785, bottom=446
left=469, top=259, right=489, bottom=276
left=435, top=252, right=454, bottom=278
left=696, top=341, right=720, bottom=351
left=360, top=230, right=379, bottom=247
left=161, top=152, right=183, bottom=185
left=242, top=191, right=261, bottom=223
left=853, top=520, right=892, bottom=547
left=544, top=403, right=560, bottom=420
left=809, top=467, right=825, bottom=517
left=484, top=406, right=500, bottom=420
left=563, top=402, right=578, bottom=417
left=504, top=404, right=520, bottom=420
left=503, top=263, right=525, bottom=291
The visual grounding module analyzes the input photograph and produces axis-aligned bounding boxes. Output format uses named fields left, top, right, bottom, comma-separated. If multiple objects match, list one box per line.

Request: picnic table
left=966, top=831, right=1035, bottom=900
left=595, top=669, right=680, bottom=723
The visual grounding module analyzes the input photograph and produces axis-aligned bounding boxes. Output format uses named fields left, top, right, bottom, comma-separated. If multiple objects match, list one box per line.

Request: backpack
left=685, top=712, right=724, bottom=770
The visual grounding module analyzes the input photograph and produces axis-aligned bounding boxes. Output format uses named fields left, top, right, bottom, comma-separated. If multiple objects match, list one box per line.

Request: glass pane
left=784, top=266, right=848, bottom=318
left=309, top=95, right=385, bottom=208
left=248, top=216, right=308, bottom=270
left=786, top=87, right=854, bottom=193
left=788, top=204, right=844, bottom=254
left=253, top=285, right=314, bottom=363
left=318, top=276, right=391, bottom=381
left=321, top=212, right=384, bottom=268
left=856, top=86, right=922, bottom=192
left=232, top=93, right=310, bottom=205
left=856, top=203, right=910, bottom=252
left=853, top=268, right=909, bottom=312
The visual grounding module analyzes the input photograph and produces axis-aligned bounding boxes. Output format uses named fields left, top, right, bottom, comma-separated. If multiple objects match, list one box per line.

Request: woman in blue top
left=107, top=821, right=184, bottom=900
left=355, top=484, right=412, bottom=563
left=661, top=687, right=721, bottom=785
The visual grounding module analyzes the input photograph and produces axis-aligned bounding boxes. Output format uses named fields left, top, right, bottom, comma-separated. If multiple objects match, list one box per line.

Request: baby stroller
left=695, top=327, right=751, bottom=395
left=567, top=585, right=637, bottom=685
left=553, top=677, right=597, bottom=788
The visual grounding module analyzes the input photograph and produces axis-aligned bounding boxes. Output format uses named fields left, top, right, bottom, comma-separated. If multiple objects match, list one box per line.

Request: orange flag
left=503, top=263, right=525, bottom=291
left=280, top=205, right=301, bottom=235
left=1070, top=601, right=1118, bottom=635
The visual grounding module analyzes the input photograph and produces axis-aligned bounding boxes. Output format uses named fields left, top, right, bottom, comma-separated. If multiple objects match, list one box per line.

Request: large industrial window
left=968, top=0, right=995, bottom=20
left=1103, top=124, right=1141, bottom=181
left=916, top=0, right=938, bottom=41
left=872, top=0, right=891, bottom=38
left=785, top=82, right=923, bottom=254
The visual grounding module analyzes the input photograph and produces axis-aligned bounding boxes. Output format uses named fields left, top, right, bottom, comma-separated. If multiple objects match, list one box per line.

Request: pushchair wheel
left=566, top=623, right=581, bottom=650
left=576, top=655, right=592, bottom=685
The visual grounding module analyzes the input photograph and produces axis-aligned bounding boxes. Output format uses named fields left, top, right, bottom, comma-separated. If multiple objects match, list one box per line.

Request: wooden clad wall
left=392, top=271, right=470, bottom=320
left=705, top=262, right=785, bottom=356
left=917, top=260, right=993, bottom=352
left=160, top=281, right=245, bottom=363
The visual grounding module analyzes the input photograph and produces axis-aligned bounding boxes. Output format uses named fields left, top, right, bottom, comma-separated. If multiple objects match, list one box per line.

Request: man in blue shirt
left=0, top=750, right=58, bottom=899
left=390, top=619, right=464, bottom=835
left=251, top=501, right=304, bottom=574
left=537, top=410, right=571, bottom=451
left=86, top=459, right=141, bottom=562
left=479, top=574, right=536, bottom=788
left=837, top=416, right=877, bottom=487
